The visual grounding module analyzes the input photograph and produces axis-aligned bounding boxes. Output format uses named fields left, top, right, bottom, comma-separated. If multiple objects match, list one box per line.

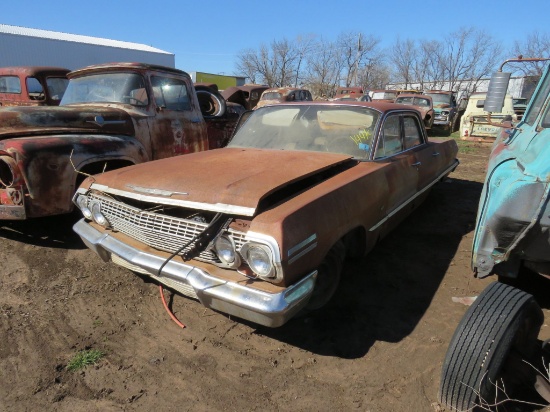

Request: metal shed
left=0, top=24, right=175, bottom=70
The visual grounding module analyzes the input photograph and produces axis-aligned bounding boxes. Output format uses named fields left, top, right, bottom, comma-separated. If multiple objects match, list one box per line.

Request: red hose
left=159, top=285, right=185, bottom=328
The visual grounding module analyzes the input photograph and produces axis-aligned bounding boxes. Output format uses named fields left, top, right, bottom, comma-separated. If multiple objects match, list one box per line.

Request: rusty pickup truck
left=0, top=66, right=70, bottom=107
left=73, top=101, right=459, bottom=327
left=0, top=62, right=239, bottom=220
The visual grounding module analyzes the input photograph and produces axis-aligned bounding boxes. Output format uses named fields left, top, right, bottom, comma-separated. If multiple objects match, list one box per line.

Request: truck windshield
left=60, top=73, right=148, bottom=106
left=426, top=93, right=451, bottom=106
left=523, top=68, right=550, bottom=126
left=228, top=104, right=380, bottom=159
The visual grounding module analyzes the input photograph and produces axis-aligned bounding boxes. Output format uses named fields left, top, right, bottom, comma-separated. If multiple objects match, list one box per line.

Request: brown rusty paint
left=221, top=85, right=269, bottom=110
left=256, top=87, right=313, bottom=109
left=80, top=102, right=458, bottom=288
left=0, top=66, right=70, bottom=107
left=0, top=63, right=241, bottom=219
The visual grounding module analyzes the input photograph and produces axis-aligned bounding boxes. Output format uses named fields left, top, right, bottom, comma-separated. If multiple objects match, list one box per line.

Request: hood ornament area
left=126, top=184, right=188, bottom=197
left=87, top=115, right=126, bottom=127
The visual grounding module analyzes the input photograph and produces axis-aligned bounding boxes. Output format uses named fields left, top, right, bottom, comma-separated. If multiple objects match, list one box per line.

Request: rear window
left=0, top=76, right=21, bottom=94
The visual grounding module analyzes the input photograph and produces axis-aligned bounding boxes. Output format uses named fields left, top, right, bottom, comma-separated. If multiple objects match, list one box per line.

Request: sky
left=2, top=0, right=549, bottom=76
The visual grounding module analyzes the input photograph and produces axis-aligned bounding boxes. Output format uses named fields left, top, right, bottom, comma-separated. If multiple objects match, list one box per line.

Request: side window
left=403, top=116, right=423, bottom=149
left=0, top=76, right=21, bottom=94
left=26, top=77, right=45, bottom=100
left=375, top=115, right=402, bottom=159
left=151, top=75, right=190, bottom=111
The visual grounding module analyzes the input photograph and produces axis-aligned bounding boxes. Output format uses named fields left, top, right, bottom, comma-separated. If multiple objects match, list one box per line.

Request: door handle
left=411, top=161, right=421, bottom=167
left=432, top=152, right=440, bottom=156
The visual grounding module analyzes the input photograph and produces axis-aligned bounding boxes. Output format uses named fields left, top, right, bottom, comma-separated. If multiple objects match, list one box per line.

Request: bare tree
left=437, top=27, right=502, bottom=94
left=509, top=31, right=550, bottom=77
left=335, top=31, right=381, bottom=88
left=304, top=38, right=344, bottom=98
left=389, top=38, right=417, bottom=88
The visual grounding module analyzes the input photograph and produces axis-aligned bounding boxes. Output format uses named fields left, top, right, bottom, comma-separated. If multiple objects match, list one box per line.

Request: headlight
left=75, top=194, right=92, bottom=219
left=246, top=244, right=275, bottom=278
left=214, top=235, right=241, bottom=267
left=90, top=200, right=109, bottom=227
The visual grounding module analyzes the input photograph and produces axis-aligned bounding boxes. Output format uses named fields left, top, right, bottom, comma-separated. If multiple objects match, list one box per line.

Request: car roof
left=255, top=100, right=419, bottom=114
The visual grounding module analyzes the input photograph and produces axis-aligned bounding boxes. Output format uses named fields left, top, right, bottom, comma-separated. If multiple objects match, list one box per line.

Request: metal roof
left=0, top=24, right=172, bottom=55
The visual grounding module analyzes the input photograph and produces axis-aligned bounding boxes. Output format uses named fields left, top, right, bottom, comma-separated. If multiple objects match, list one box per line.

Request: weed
left=66, top=348, right=105, bottom=371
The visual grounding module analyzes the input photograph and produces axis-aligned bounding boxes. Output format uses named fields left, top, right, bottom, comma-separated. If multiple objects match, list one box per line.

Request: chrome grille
left=88, top=192, right=247, bottom=263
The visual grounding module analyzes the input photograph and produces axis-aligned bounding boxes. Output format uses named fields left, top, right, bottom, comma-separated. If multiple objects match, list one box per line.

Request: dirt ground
left=1, top=141, right=548, bottom=412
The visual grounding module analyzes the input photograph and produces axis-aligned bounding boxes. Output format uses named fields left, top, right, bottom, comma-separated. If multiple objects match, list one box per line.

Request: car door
left=405, top=113, right=451, bottom=193
left=373, top=113, right=419, bottom=234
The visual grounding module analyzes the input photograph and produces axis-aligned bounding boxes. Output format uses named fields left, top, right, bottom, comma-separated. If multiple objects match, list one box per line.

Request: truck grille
left=88, top=193, right=247, bottom=263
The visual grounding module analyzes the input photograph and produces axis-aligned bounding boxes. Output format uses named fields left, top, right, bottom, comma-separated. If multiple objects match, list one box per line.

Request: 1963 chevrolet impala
left=72, top=101, right=458, bottom=327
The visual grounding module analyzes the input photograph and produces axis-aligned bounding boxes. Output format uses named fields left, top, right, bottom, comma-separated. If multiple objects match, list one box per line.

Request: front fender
left=0, top=134, right=149, bottom=217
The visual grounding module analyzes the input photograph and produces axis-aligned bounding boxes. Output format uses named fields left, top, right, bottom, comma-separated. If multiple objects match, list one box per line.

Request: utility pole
left=354, top=33, right=362, bottom=87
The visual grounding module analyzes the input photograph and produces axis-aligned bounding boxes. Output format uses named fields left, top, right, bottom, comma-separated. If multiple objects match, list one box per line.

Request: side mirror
left=485, top=71, right=511, bottom=113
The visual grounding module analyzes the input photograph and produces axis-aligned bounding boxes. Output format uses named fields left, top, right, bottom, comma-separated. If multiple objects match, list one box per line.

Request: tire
left=305, top=240, right=346, bottom=310
left=439, top=282, right=543, bottom=411
left=196, top=89, right=226, bottom=117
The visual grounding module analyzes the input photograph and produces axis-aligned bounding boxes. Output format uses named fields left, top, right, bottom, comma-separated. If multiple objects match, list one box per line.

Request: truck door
left=149, top=74, right=208, bottom=160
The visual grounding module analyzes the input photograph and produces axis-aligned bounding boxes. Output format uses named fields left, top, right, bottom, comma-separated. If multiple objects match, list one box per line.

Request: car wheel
left=439, top=282, right=543, bottom=411
left=305, top=240, right=346, bottom=310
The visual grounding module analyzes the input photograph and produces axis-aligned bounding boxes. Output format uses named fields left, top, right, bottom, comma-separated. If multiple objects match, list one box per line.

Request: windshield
left=426, top=93, right=451, bottom=105
left=228, top=104, right=380, bottom=159
left=60, top=73, right=148, bottom=106
left=261, top=92, right=282, bottom=100
left=46, top=77, right=69, bottom=101
left=372, top=92, right=397, bottom=100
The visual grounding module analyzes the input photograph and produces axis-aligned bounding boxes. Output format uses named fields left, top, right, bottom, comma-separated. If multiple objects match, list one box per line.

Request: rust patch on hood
left=87, top=148, right=356, bottom=215
left=0, top=105, right=136, bottom=139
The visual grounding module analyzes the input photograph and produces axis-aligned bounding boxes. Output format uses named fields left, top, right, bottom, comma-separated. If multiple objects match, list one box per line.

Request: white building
left=0, top=24, right=175, bottom=70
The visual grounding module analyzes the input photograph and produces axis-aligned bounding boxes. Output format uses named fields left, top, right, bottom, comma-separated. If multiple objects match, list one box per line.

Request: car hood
left=0, top=105, right=136, bottom=139
left=85, top=147, right=356, bottom=216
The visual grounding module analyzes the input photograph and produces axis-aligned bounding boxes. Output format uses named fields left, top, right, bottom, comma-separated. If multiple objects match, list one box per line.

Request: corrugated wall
left=0, top=33, right=175, bottom=70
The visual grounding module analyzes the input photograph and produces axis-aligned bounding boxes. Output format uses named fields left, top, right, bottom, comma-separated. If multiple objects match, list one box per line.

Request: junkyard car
left=512, top=97, right=528, bottom=120
left=0, top=66, right=69, bottom=106
left=255, top=87, right=313, bottom=109
left=424, top=90, right=465, bottom=135
left=73, top=101, right=458, bottom=327
left=394, top=94, right=434, bottom=130
left=439, top=59, right=550, bottom=411
left=459, top=91, right=516, bottom=142
left=221, top=85, right=269, bottom=110
left=369, top=89, right=398, bottom=102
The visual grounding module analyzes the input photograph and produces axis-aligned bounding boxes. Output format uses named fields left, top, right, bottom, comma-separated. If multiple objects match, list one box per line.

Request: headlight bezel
left=240, top=242, right=276, bottom=280
left=75, top=194, right=92, bottom=219
left=213, top=234, right=241, bottom=268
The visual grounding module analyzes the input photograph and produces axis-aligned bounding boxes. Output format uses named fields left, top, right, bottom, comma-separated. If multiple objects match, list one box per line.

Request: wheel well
left=342, top=227, right=366, bottom=259
left=76, top=159, right=135, bottom=187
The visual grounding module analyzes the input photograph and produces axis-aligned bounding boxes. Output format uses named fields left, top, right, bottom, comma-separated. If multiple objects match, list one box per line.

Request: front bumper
left=73, top=219, right=316, bottom=327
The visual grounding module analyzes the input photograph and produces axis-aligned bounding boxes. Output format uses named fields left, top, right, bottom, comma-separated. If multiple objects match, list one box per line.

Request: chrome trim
left=89, top=183, right=256, bottom=216
left=288, top=242, right=317, bottom=265
left=73, top=219, right=316, bottom=327
left=369, top=160, right=459, bottom=232
left=288, top=233, right=317, bottom=257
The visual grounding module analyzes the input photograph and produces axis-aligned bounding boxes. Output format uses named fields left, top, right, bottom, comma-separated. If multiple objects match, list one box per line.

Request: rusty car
left=0, top=62, right=240, bottom=220
left=221, top=85, right=269, bottom=110
left=333, top=86, right=365, bottom=100
left=0, top=66, right=70, bottom=107
left=424, top=90, right=466, bottom=135
left=255, top=87, right=313, bottom=109
left=439, top=58, right=550, bottom=411
left=73, top=101, right=459, bottom=328
left=394, top=94, right=435, bottom=130
left=459, top=91, right=516, bottom=142
left=369, top=89, right=399, bottom=102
